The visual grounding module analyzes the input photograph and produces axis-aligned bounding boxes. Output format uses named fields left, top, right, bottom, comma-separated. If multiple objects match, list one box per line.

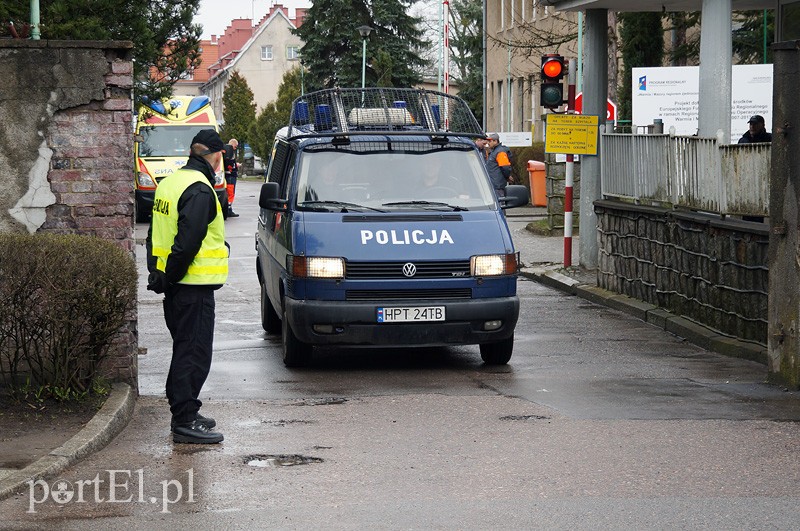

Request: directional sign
left=545, top=114, right=599, bottom=155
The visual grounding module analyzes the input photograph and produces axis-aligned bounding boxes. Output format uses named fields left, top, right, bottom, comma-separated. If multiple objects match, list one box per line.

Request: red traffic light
left=541, top=54, right=565, bottom=81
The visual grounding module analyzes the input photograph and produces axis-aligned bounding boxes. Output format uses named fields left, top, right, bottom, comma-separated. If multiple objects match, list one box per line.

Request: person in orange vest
left=223, top=138, right=240, bottom=217
left=485, top=133, right=513, bottom=198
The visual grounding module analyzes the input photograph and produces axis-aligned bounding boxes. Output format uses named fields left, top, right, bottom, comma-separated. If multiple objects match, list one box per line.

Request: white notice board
left=632, top=64, right=773, bottom=137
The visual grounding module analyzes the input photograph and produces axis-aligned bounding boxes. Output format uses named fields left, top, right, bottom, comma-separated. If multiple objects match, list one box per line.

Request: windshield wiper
left=381, top=200, right=468, bottom=211
left=299, top=200, right=387, bottom=213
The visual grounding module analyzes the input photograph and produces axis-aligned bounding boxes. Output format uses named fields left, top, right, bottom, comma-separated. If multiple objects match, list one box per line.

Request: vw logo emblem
left=402, top=263, right=417, bottom=277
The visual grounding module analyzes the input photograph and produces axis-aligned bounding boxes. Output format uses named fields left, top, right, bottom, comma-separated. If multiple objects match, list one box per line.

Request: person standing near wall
left=485, top=133, right=513, bottom=197
left=224, top=138, right=240, bottom=217
left=146, top=129, right=229, bottom=444
left=738, top=115, right=772, bottom=144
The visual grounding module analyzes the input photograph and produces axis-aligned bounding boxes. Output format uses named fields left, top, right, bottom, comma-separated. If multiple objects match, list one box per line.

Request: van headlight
left=287, top=256, right=345, bottom=279
left=471, top=254, right=517, bottom=276
left=137, top=172, right=155, bottom=188
left=215, top=170, right=225, bottom=187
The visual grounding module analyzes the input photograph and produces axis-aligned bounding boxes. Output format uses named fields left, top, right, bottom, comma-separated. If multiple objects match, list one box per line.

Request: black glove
left=147, top=271, right=169, bottom=294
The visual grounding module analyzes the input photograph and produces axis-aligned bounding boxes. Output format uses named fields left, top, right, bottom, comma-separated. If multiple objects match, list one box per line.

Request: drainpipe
left=30, top=0, right=40, bottom=40
left=577, top=12, right=583, bottom=93
left=507, top=38, right=511, bottom=131
left=482, top=0, right=487, bottom=130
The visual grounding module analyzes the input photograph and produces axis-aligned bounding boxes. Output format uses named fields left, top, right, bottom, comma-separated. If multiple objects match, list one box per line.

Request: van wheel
left=260, top=282, right=281, bottom=334
left=282, top=310, right=312, bottom=367
left=479, top=334, right=514, bottom=365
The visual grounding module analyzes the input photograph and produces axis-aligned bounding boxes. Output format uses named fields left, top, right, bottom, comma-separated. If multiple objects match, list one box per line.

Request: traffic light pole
left=564, top=58, right=577, bottom=268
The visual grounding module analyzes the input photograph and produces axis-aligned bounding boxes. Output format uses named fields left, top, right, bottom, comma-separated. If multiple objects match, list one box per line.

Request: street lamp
left=357, top=25, right=373, bottom=89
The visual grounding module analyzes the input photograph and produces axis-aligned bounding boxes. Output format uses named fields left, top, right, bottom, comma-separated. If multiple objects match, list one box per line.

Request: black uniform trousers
left=163, top=284, right=216, bottom=424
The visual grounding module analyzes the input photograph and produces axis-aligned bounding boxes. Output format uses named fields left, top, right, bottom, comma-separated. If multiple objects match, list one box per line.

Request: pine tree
left=222, top=71, right=257, bottom=151
left=448, top=0, right=483, bottom=124
left=294, top=0, right=427, bottom=90
left=1, top=0, right=201, bottom=102
left=733, top=10, right=774, bottom=64
left=248, top=67, right=303, bottom=160
left=618, top=12, right=664, bottom=122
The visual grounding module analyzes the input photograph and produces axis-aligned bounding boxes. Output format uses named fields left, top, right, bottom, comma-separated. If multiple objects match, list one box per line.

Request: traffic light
left=540, top=54, right=565, bottom=110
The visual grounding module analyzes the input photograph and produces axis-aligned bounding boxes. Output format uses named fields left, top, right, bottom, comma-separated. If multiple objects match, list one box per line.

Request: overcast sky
left=195, top=0, right=310, bottom=39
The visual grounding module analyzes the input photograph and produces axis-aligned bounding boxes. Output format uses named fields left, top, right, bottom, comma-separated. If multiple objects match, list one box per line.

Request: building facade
left=193, top=4, right=307, bottom=121
left=484, top=0, right=579, bottom=140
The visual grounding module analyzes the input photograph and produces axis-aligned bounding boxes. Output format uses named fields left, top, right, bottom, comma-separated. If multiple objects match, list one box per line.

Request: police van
left=256, top=88, right=528, bottom=367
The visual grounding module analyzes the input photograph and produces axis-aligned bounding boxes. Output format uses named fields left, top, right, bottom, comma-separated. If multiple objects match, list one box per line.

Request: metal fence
left=600, top=133, right=771, bottom=217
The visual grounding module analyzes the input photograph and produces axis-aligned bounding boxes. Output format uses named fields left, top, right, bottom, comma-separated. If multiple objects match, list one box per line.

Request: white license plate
left=377, top=306, right=445, bottom=323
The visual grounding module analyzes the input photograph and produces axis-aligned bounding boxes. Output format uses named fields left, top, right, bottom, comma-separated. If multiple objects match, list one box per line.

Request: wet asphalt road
left=2, top=180, right=800, bottom=529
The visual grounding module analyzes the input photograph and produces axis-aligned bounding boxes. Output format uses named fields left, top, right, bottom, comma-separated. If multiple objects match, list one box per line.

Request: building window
left=261, top=45, right=273, bottom=61
left=287, top=46, right=300, bottom=60
left=498, top=80, right=504, bottom=132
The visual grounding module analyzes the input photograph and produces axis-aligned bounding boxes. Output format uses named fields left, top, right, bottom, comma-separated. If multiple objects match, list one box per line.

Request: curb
left=0, top=382, right=136, bottom=501
left=521, top=268, right=768, bottom=365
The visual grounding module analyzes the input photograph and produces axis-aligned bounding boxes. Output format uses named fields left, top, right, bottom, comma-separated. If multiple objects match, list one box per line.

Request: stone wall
left=545, top=154, right=581, bottom=232
left=595, top=200, right=769, bottom=348
left=0, top=40, right=137, bottom=386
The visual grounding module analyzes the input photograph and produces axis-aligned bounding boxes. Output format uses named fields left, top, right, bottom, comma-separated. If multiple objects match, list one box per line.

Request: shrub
left=0, top=233, right=136, bottom=399
left=509, top=143, right=546, bottom=188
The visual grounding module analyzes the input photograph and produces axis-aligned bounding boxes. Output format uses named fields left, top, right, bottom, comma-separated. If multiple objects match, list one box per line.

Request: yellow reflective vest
left=150, top=168, right=228, bottom=285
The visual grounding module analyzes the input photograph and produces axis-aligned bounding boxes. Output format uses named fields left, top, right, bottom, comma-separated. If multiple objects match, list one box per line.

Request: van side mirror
left=259, top=182, right=287, bottom=211
left=134, top=134, right=144, bottom=143
left=500, top=184, right=529, bottom=209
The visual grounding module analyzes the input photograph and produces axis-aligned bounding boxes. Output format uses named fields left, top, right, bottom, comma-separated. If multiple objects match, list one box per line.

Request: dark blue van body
left=255, top=88, right=528, bottom=366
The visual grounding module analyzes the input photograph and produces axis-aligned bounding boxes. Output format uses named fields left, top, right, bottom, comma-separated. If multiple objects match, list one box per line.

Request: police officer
left=146, top=129, right=228, bottom=444
left=485, top=132, right=513, bottom=198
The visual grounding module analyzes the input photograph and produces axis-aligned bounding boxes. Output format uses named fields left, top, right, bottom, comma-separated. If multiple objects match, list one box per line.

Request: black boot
left=172, top=420, right=224, bottom=444
left=228, top=209, right=239, bottom=218
left=171, top=413, right=216, bottom=430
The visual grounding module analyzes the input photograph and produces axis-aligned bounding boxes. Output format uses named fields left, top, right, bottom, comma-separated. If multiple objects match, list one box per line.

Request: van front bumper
left=284, top=297, right=519, bottom=347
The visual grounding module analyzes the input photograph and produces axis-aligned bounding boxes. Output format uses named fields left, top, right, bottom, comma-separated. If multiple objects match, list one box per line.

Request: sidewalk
left=0, top=383, right=136, bottom=501
left=0, top=207, right=765, bottom=501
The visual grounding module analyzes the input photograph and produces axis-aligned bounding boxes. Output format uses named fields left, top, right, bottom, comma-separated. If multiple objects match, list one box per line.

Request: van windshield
left=295, top=148, right=497, bottom=211
left=137, top=125, right=214, bottom=157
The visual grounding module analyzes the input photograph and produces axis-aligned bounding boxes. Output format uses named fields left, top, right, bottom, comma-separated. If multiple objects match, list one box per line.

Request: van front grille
left=345, top=289, right=472, bottom=301
left=346, top=260, right=470, bottom=279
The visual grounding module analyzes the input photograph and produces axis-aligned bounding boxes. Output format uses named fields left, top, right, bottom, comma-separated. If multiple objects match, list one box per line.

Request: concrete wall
left=768, top=40, right=800, bottom=389
left=595, top=200, right=768, bottom=358
left=0, top=40, right=137, bottom=386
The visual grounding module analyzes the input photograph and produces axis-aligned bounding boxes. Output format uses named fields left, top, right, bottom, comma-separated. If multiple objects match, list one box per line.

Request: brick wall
left=0, top=40, right=138, bottom=386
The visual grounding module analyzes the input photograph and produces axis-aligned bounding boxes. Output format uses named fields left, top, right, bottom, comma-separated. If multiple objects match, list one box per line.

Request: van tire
left=260, top=282, right=281, bottom=334
left=480, top=334, right=514, bottom=365
left=282, top=310, right=312, bottom=367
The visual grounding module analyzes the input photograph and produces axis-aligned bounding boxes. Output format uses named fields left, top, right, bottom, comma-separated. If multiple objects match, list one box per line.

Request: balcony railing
left=600, top=133, right=771, bottom=217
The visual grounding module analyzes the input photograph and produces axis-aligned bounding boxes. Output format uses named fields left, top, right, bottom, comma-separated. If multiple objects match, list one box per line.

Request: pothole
left=244, top=454, right=324, bottom=467
left=290, top=398, right=348, bottom=406
left=499, top=414, right=552, bottom=421
left=262, top=419, right=317, bottom=427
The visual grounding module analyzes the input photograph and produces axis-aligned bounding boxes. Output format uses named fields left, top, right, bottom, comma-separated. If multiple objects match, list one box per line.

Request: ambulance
left=134, top=95, right=227, bottom=222
left=255, top=88, right=529, bottom=367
